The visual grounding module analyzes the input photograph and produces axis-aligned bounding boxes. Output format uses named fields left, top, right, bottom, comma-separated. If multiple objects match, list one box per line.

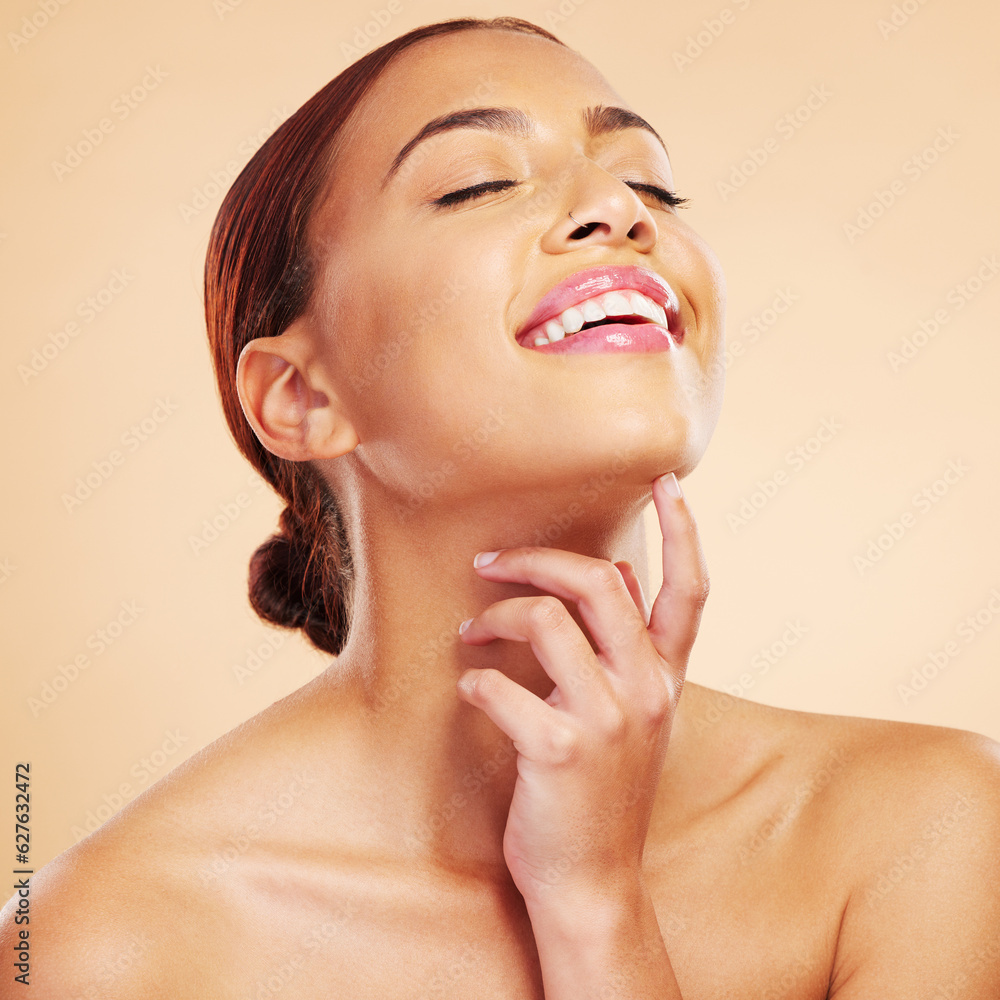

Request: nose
left=541, top=165, right=658, bottom=254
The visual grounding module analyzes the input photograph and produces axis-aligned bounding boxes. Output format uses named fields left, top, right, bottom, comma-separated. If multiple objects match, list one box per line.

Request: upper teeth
left=528, top=290, right=669, bottom=346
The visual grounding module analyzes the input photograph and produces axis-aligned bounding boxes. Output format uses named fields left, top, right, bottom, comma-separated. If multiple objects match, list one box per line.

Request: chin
left=658, top=410, right=719, bottom=481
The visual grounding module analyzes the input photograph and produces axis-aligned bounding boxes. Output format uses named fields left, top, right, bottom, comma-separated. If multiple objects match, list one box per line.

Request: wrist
left=523, top=874, right=651, bottom=942
left=524, top=876, right=682, bottom=999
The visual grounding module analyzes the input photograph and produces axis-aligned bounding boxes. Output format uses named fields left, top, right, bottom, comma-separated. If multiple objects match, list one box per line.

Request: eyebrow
left=382, top=104, right=669, bottom=187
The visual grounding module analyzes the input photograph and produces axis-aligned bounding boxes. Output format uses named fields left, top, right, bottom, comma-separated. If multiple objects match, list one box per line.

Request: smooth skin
left=4, top=27, right=1000, bottom=1000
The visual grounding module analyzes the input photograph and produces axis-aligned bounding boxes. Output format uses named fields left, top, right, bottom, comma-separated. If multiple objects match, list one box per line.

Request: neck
left=319, top=483, right=664, bottom=878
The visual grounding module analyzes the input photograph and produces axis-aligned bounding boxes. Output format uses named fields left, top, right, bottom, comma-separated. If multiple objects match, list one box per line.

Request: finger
left=460, top=595, right=613, bottom=712
left=471, top=548, right=647, bottom=671
left=457, top=665, right=573, bottom=762
left=614, top=561, right=650, bottom=626
left=647, top=473, right=710, bottom=671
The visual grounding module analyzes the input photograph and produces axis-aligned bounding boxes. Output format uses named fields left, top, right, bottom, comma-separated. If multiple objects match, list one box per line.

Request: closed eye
left=433, top=179, right=520, bottom=207
left=432, top=179, right=689, bottom=209
left=626, top=182, right=690, bottom=210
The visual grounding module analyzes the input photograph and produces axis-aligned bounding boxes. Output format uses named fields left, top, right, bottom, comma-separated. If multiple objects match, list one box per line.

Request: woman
left=5, top=15, right=999, bottom=999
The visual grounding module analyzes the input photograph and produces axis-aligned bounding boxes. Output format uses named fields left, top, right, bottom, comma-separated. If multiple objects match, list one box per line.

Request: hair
left=204, top=16, right=566, bottom=656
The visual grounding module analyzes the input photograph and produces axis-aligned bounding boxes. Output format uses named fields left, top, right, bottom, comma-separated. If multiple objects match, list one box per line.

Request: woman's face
left=303, top=28, right=725, bottom=509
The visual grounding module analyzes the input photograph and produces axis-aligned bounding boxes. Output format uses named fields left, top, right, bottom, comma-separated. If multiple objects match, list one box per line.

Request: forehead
left=339, top=29, right=626, bottom=161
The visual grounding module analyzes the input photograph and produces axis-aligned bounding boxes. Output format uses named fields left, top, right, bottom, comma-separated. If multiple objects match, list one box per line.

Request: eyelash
left=433, top=179, right=690, bottom=210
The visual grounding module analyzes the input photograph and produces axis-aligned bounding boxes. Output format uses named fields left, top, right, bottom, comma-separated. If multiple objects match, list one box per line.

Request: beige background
left=2, top=0, right=998, bottom=871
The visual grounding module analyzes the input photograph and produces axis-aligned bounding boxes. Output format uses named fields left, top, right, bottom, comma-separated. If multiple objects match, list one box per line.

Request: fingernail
left=659, top=472, right=682, bottom=497
left=473, top=550, right=500, bottom=568
left=458, top=617, right=473, bottom=634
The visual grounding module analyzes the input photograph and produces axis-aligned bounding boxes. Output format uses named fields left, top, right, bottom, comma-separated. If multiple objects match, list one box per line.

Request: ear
left=235, top=318, right=358, bottom=463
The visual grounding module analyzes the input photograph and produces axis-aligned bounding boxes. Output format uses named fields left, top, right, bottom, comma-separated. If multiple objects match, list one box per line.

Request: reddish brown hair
left=204, top=16, right=566, bottom=656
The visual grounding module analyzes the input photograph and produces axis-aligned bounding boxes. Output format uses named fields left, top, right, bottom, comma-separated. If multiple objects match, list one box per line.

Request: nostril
left=569, top=221, right=599, bottom=240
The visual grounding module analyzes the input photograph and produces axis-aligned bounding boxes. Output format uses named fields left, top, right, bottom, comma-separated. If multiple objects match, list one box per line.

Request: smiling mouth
left=517, top=287, right=672, bottom=347
left=513, top=264, right=685, bottom=352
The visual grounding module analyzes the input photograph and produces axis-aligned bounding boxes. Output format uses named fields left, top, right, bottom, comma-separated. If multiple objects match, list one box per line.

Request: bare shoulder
left=0, top=829, right=189, bottom=998
left=0, top=677, right=334, bottom=997
left=791, top=707, right=1000, bottom=859
left=688, top=683, right=1000, bottom=817
left=0, top=756, right=252, bottom=997
left=828, top=716, right=1000, bottom=995
left=746, top=697, right=1000, bottom=997
left=724, top=691, right=1000, bottom=860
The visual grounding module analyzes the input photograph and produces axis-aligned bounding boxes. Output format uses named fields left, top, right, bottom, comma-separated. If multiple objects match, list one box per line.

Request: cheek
left=326, top=260, right=517, bottom=472
left=668, top=227, right=727, bottom=412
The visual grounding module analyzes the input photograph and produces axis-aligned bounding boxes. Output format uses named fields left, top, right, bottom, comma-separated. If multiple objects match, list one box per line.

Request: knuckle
left=675, top=573, right=710, bottom=607
left=525, top=595, right=566, bottom=630
left=541, top=721, right=580, bottom=764
left=467, top=668, right=502, bottom=698
left=640, top=684, right=673, bottom=725
left=621, top=610, right=649, bottom=643
left=595, top=700, right=629, bottom=740
left=584, top=561, right=625, bottom=594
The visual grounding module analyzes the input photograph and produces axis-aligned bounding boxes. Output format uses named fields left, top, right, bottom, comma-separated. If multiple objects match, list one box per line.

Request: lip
left=514, top=264, right=684, bottom=351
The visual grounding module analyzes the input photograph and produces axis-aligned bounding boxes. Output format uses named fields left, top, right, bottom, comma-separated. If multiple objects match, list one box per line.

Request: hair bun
left=248, top=500, right=350, bottom=656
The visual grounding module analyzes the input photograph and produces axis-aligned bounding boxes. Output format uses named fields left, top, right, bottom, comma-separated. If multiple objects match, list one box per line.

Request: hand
left=455, top=472, right=709, bottom=911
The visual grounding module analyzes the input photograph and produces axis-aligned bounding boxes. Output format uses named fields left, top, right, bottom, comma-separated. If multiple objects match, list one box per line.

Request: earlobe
left=235, top=333, right=358, bottom=462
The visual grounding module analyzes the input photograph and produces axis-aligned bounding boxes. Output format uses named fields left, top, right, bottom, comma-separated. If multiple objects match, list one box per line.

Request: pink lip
left=526, top=321, right=675, bottom=354
left=514, top=264, right=684, bottom=352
